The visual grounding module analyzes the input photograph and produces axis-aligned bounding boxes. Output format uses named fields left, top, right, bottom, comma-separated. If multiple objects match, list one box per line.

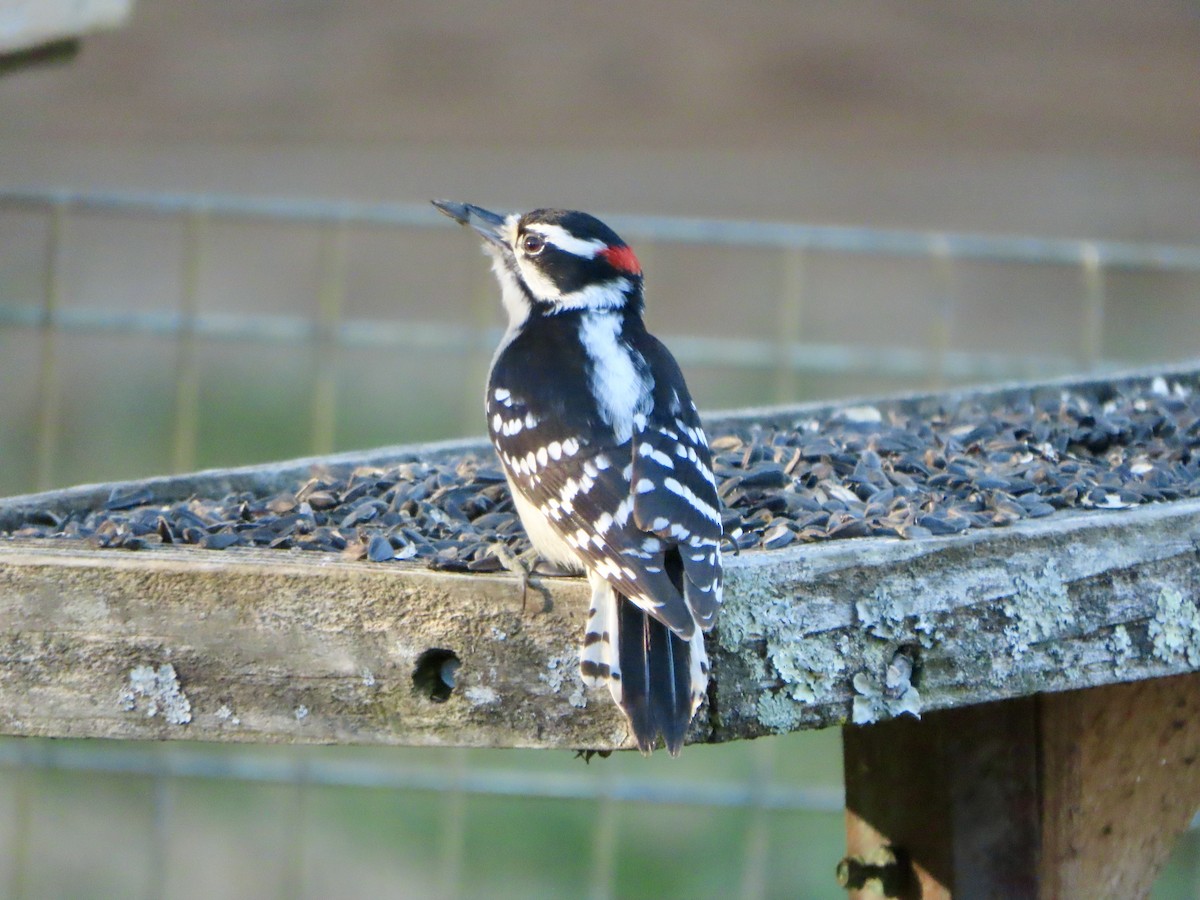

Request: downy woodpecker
left=433, top=201, right=723, bottom=755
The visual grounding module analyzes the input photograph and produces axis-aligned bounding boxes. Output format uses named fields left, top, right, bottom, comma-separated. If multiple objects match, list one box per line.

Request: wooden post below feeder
left=841, top=672, right=1200, bottom=898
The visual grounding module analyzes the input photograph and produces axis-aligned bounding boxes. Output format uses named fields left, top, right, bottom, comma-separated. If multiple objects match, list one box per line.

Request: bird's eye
left=521, top=233, right=545, bottom=256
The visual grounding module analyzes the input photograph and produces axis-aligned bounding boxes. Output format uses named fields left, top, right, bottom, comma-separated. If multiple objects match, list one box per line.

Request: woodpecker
left=433, top=200, right=723, bottom=755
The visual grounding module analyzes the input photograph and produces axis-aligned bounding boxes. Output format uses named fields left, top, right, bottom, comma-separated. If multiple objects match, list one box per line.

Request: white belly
left=510, top=483, right=585, bottom=573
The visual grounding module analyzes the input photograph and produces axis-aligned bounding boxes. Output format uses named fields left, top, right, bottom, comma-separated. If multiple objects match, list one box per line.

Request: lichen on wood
left=713, top=495, right=1200, bottom=739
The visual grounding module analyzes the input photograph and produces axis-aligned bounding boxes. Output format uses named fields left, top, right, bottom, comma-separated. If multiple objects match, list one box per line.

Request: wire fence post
left=281, top=751, right=312, bottom=900
left=774, top=246, right=806, bottom=404
left=588, top=765, right=618, bottom=900
left=7, top=740, right=34, bottom=900
left=148, top=753, right=174, bottom=900
left=311, top=220, right=348, bottom=457
left=927, top=234, right=956, bottom=390
left=1079, top=242, right=1106, bottom=372
left=33, top=201, right=66, bottom=491
left=461, top=263, right=499, bottom=437
left=738, top=737, right=777, bottom=900
left=438, top=747, right=467, bottom=900
left=11, top=188, right=1200, bottom=411
left=171, top=210, right=206, bottom=474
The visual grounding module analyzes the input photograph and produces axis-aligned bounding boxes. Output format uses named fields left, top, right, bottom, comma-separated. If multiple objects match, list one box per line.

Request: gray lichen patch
left=851, top=670, right=922, bottom=725
left=1003, top=559, right=1073, bottom=658
left=1149, top=587, right=1200, bottom=667
left=540, top=653, right=588, bottom=709
left=856, top=595, right=895, bottom=641
left=120, top=663, right=192, bottom=726
left=1108, top=624, right=1136, bottom=671
left=856, top=584, right=939, bottom=646
left=721, top=566, right=849, bottom=729
left=464, top=685, right=500, bottom=706
left=766, top=632, right=849, bottom=709
left=756, top=689, right=806, bottom=732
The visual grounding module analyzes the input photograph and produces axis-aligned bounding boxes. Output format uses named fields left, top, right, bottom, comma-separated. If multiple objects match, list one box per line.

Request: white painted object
left=0, top=0, right=133, bottom=55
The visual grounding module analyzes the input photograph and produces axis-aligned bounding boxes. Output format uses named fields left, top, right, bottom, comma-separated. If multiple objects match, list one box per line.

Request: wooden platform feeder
left=3, top=364, right=1200, bottom=898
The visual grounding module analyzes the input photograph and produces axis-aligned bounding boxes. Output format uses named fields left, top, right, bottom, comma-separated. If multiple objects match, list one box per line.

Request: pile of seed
left=5, top=374, right=1200, bottom=572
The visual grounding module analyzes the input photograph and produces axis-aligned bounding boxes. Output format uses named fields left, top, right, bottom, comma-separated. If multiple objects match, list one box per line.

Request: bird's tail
left=580, top=576, right=708, bottom=755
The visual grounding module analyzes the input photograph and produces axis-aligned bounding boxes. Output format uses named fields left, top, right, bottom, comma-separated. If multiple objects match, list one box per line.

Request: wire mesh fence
left=2, top=187, right=1200, bottom=897
left=5, top=186, right=1200, bottom=498
left=7, top=187, right=1200, bottom=496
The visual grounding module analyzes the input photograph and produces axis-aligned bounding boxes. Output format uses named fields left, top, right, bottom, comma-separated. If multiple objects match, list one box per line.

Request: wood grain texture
left=2, top=489, right=1200, bottom=750
left=1039, top=674, right=1200, bottom=898
left=0, top=542, right=624, bottom=748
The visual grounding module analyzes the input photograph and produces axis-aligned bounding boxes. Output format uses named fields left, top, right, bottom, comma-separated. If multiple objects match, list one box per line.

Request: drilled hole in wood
left=412, top=648, right=460, bottom=703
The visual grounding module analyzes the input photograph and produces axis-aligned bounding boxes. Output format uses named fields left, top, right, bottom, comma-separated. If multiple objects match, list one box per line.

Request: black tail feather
left=616, top=595, right=692, bottom=755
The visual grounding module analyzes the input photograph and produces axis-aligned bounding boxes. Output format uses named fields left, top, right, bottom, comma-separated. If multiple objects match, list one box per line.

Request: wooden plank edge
left=1, top=492, right=1199, bottom=749
left=711, top=494, right=1200, bottom=740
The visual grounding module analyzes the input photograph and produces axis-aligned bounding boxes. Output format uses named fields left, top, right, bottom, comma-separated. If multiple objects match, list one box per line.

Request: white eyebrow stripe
left=527, top=223, right=607, bottom=258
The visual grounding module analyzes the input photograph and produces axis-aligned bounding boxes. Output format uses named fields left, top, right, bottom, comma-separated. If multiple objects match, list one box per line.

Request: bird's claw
left=487, top=543, right=542, bottom=609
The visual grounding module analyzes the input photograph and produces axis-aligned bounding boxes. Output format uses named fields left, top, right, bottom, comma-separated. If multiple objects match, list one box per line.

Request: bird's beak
left=432, top=200, right=508, bottom=249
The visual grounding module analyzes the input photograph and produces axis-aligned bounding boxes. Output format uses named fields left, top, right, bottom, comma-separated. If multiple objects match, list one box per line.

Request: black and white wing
left=628, top=382, right=724, bottom=630
left=488, top=338, right=723, bottom=638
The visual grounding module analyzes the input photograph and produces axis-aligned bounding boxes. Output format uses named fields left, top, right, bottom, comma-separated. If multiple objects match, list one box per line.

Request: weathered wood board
left=2, top=366, right=1200, bottom=750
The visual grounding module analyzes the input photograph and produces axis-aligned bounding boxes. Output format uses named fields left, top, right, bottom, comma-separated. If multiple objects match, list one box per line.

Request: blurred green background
left=1, top=2, right=1199, bottom=898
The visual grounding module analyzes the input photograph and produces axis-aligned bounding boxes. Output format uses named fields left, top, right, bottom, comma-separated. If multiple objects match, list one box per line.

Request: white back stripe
left=577, top=311, right=651, bottom=445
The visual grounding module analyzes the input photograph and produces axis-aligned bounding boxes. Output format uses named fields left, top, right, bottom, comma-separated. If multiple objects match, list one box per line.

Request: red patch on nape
left=600, top=244, right=642, bottom=276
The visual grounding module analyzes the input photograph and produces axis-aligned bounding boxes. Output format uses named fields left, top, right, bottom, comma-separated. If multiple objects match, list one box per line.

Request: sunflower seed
left=761, top=523, right=795, bottom=550
left=366, top=533, right=395, bottom=562
left=8, top=374, right=1200, bottom=572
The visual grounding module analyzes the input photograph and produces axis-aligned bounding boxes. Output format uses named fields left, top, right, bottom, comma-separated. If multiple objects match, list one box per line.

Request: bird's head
left=433, top=201, right=644, bottom=327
